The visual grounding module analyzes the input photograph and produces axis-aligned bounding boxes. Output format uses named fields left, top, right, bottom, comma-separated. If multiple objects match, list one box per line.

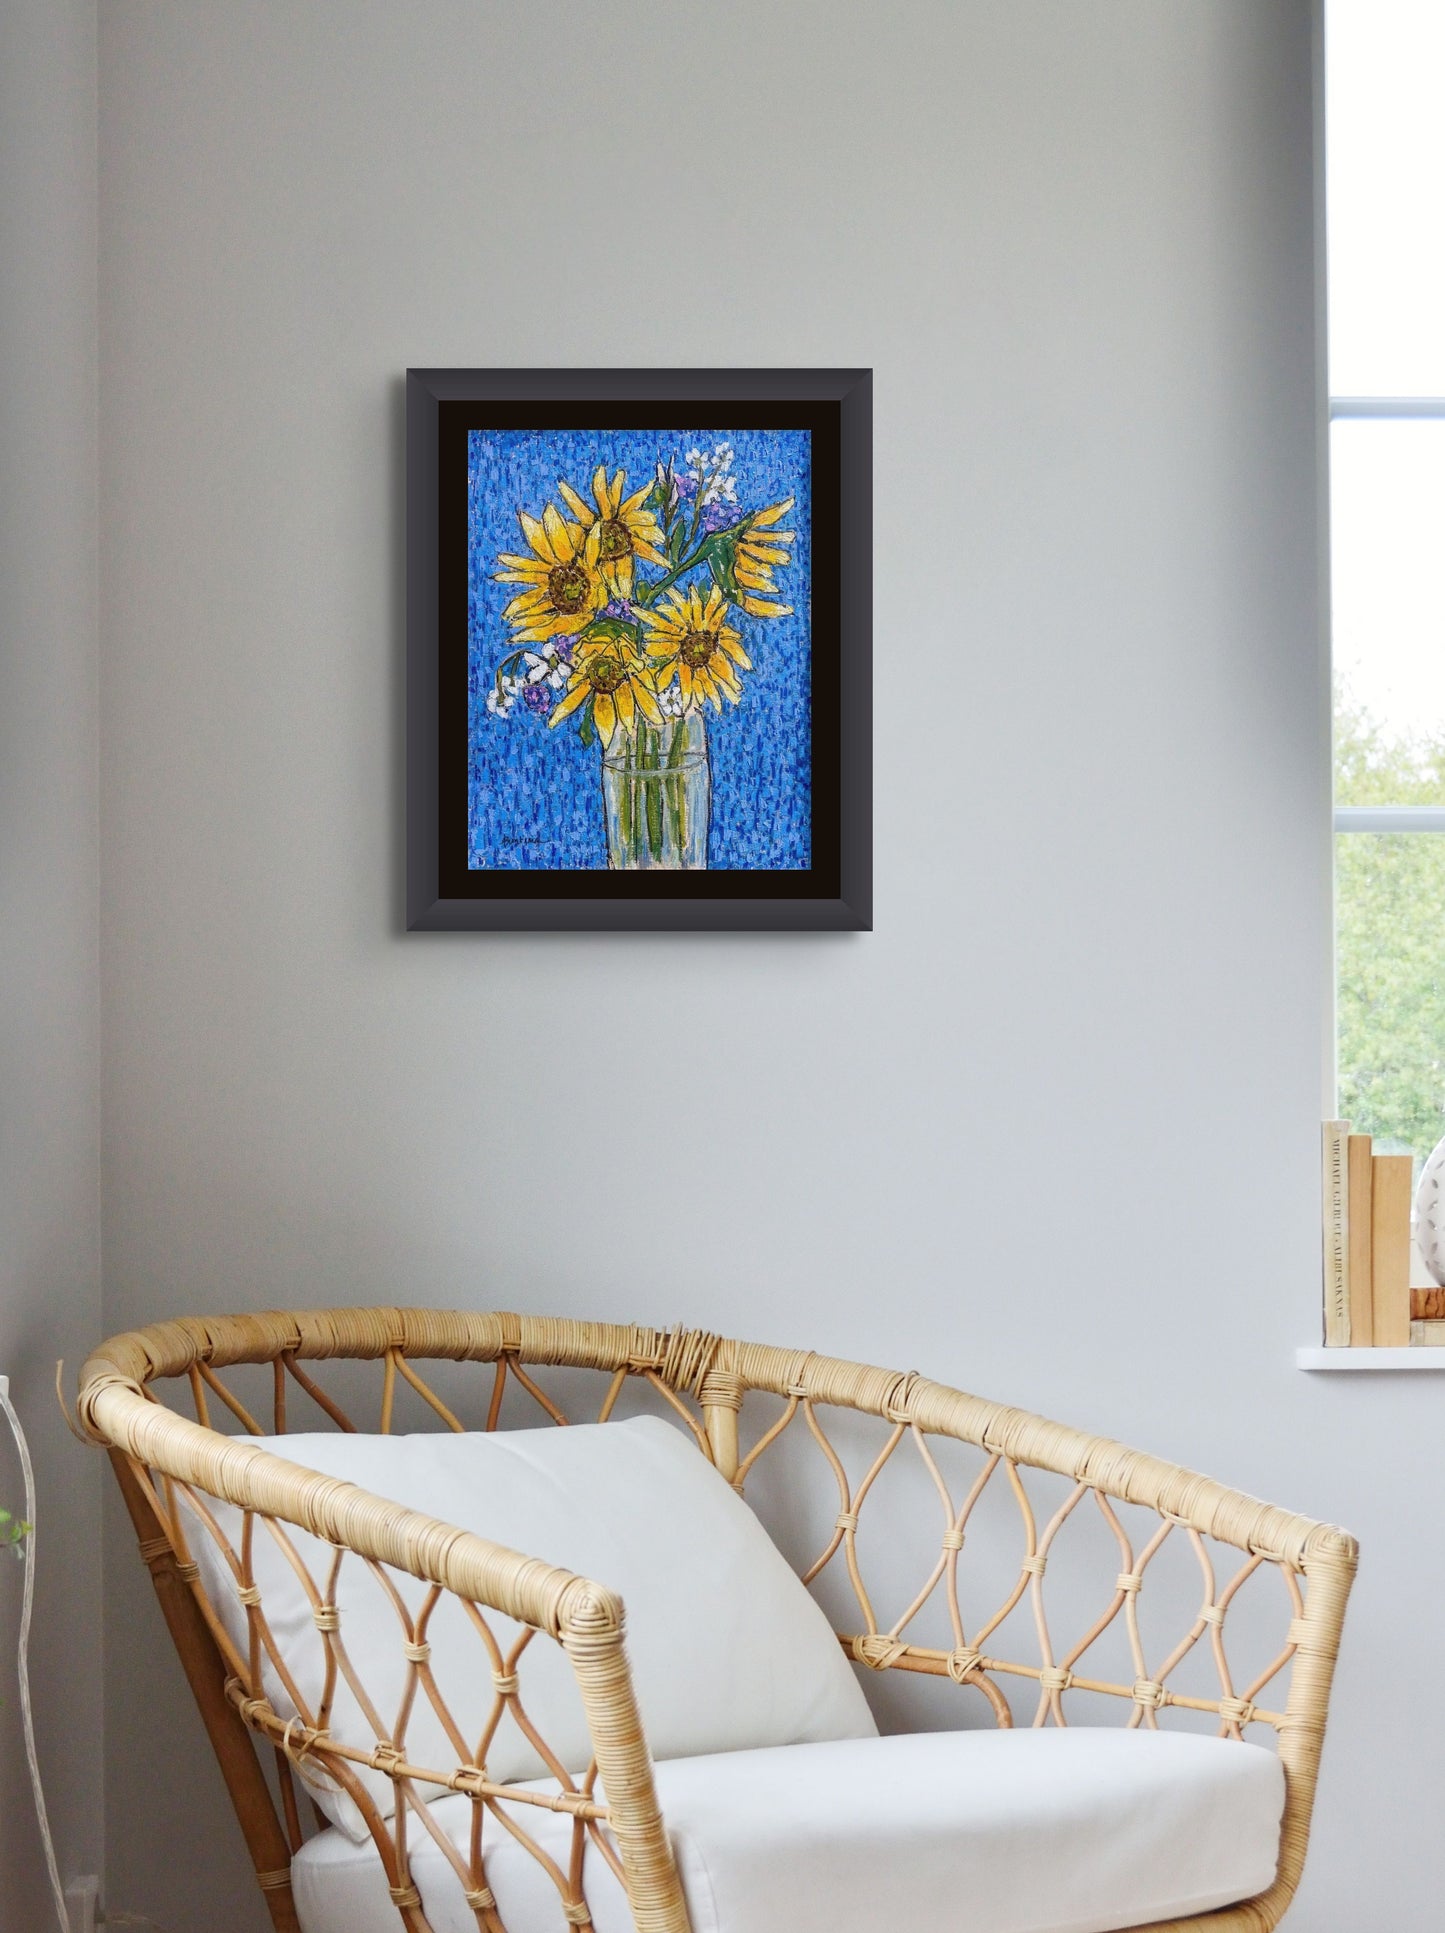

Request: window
left=1327, top=0, right=1445, bottom=1175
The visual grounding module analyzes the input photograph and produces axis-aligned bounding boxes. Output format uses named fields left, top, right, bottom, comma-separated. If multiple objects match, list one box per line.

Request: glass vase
left=602, top=712, right=710, bottom=869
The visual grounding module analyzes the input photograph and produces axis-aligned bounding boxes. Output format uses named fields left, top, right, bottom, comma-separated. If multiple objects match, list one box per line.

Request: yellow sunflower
left=548, top=634, right=663, bottom=749
left=733, top=496, right=796, bottom=618
left=637, top=584, right=752, bottom=713
left=494, top=502, right=606, bottom=641
left=556, top=465, right=669, bottom=602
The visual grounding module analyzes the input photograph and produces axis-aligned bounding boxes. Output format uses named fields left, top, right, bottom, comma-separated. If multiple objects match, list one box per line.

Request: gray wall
left=90, top=1, right=1439, bottom=1928
left=0, top=0, right=104, bottom=1922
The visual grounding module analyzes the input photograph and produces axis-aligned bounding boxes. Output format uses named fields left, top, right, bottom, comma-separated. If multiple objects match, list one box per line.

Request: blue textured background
left=468, top=427, right=812, bottom=871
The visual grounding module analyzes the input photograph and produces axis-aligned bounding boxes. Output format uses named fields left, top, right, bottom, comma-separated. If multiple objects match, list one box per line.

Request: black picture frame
left=406, top=367, right=871, bottom=931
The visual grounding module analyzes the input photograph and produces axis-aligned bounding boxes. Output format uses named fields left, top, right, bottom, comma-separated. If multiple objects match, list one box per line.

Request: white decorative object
left=1415, top=1135, right=1445, bottom=1286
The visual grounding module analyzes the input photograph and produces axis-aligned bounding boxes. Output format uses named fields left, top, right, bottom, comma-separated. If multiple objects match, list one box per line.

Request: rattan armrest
left=80, top=1351, right=689, bottom=1933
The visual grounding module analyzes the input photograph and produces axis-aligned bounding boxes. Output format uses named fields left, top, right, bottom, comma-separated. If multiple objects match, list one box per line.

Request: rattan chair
left=78, top=1309, right=1356, bottom=1933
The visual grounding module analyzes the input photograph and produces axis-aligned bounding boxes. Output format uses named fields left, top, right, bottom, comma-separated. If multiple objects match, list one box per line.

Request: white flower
left=523, top=647, right=573, bottom=691
left=486, top=670, right=525, bottom=717
left=685, top=447, right=704, bottom=468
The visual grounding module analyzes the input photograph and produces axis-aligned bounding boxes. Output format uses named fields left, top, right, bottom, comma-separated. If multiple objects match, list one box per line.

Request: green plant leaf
left=706, top=532, right=740, bottom=601
left=585, top=617, right=632, bottom=644
left=578, top=697, right=597, bottom=749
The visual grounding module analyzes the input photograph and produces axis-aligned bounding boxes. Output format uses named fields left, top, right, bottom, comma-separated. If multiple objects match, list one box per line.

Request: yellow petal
left=620, top=482, right=652, bottom=518
left=592, top=465, right=610, bottom=517
left=651, top=656, right=677, bottom=688
left=679, top=664, right=694, bottom=703
left=616, top=554, right=634, bottom=600
left=697, top=670, right=723, bottom=713
left=703, top=585, right=726, bottom=625
left=735, top=561, right=775, bottom=590
left=542, top=501, right=572, bottom=560
left=503, top=589, right=550, bottom=617
left=752, top=497, right=794, bottom=528
left=584, top=521, right=601, bottom=568
left=719, top=633, right=752, bottom=669
left=740, top=596, right=793, bottom=619
left=557, top=479, right=593, bottom=524
left=616, top=680, right=636, bottom=735
left=741, top=541, right=792, bottom=564
left=634, top=605, right=670, bottom=630
left=632, top=676, right=664, bottom=727
left=518, top=510, right=558, bottom=565
left=609, top=469, right=625, bottom=517
left=593, top=690, right=616, bottom=747
left=633, top=539, right=670, bottom=567
left=548, top=681, right=590, bottom=728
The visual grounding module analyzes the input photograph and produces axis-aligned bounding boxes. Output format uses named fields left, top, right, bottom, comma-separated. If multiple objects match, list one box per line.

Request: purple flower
left=551, top=634, right=576, bottom=664
left=675, top=472, right=698, bottom=500
left=701, top=501, right=735, bottom=534
left=602, top=598, right=633, bottom=621
left=521, top=682, right=553, bottom=717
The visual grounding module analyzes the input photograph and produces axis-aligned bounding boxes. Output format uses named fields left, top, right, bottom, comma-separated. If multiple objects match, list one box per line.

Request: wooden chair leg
left=110, top=1451, right=303, bottom=1933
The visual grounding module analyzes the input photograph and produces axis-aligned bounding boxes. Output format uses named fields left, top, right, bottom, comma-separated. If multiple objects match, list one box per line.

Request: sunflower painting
left=468, top=429, right=812, bottom=872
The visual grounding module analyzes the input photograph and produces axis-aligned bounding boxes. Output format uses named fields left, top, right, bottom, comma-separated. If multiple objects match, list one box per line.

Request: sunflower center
left=679, top=629, right=716, bottom=669
left=547, top=561, right=592, bottom=614
left=598, top=518, right=632, bottom=562
left=588, top=655, right=627, bottom=695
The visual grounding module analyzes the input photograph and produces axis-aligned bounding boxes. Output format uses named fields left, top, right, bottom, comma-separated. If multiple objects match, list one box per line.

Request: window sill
left=1297, top=1347, right=1445, bottom=1371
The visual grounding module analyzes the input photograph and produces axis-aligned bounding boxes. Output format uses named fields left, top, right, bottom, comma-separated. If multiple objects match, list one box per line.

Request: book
left=1322, top=1121, right=1350, bottom=1345
left=1346, top=1134, right=1374, bottom=1347
left=1412, top=1287, right=1445, bottom=1320
left=1410, top=1320, right=1445, bottom=1346
left=1371, top=1154, right=1414, bottom=1348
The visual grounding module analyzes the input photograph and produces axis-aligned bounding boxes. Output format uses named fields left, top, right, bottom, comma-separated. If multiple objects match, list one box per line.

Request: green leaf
left=578, top=698, right=597, bottom=749
left=667, top=518, right=689, bottom=564
left=584, top=617, right=631, bottom=645
left=705, top=532, right=740, bottom=601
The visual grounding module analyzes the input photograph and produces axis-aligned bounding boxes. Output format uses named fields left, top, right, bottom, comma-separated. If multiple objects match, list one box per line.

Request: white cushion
left=181, top=1417, right=875, bottom=1840
left=291, top=1728, right=1285, bottom=1933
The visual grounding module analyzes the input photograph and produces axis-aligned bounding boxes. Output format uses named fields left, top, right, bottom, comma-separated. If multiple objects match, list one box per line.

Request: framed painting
left=406, top=367, right=871, bottom=930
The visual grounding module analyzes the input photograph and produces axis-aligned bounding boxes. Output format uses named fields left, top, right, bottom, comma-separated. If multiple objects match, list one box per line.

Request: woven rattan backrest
left=79, top=1310, right=1357, bottom=1933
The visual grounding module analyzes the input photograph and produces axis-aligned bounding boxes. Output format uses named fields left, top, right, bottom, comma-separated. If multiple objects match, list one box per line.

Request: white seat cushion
left=181, top=1417, right=875, bottom=1840
left=291, top=1727, right=1285, bottom=1933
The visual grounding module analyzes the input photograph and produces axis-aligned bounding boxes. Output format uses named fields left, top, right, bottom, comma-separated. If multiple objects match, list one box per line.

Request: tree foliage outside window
left=1335, top=696, right=1445, bottom=1166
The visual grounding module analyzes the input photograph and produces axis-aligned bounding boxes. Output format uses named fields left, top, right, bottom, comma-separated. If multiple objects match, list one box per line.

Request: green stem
left=616, top=736, right=633, bottom=860
left=633, top=539, right=709, bottom=610
left=645, top=728, right=663, bottom=860
left=631, top=730, right=643, bottom=865
left=665, top=717, right=687, bottom=855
